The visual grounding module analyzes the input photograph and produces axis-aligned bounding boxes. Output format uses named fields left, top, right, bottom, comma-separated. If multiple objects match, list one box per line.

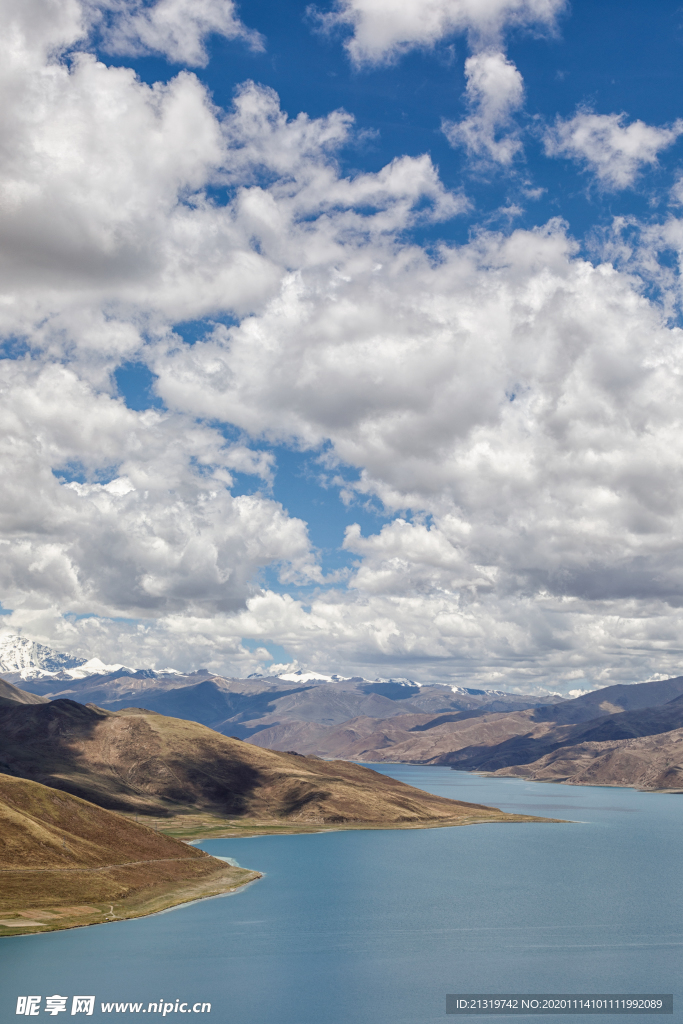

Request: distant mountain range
left=3, top=632, right=682, bottom=791
left=15, top=666, right=564, bottom=742
left=0, top=632, right=554, bottom=698
left=0, top=633, right=566, bottom=734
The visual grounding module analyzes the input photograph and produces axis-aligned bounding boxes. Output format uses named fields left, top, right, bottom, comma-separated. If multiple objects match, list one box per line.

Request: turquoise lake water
left=2, top=767, right=681, bottom=1022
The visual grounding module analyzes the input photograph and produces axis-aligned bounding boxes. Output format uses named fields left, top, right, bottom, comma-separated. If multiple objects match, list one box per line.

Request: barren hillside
left=0, top=697, right=548, bottom=828
left=0, top=773, right=258, bottom=935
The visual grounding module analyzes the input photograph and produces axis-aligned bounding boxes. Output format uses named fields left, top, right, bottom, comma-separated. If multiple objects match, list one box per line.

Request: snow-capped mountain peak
left=67, top=657, right=127, bottom=679
left=0, top=633, right=86, bottom=679
left=274, top=669, right=354, bottom=683
left=0, top=635, right=134, bottom=680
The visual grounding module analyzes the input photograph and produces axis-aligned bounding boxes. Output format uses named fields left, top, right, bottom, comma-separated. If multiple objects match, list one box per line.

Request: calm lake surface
left=2, top=767, right=681, bottom=1022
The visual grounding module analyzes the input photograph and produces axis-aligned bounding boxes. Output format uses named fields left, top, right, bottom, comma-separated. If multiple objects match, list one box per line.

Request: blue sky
left=113, top=2, right=683, bottom=247
left=2, top=0, right=683, bottom=693
left=111, top=0, right=683, bottom=574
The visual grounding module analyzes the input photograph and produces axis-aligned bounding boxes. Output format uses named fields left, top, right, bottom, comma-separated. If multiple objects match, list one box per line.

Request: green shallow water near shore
left=1, top=767, right=681, bottom=1024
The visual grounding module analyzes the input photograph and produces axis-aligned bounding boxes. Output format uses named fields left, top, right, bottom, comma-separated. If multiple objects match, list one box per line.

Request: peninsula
left=0, top=773, right=260, bottom=937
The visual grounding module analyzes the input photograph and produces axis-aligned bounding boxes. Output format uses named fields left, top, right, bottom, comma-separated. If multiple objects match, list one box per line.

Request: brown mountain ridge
left=491, top=727, right=683, bottom=790
left=0, top=677, right=48, bottom=706
left=0, top=693, right=553, bottom=831
left=246, top=677, right=683, bottom=791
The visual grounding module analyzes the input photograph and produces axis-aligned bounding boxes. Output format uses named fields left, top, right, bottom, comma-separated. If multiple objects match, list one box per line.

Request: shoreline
left=1, top=769, right=568, bottom=939
left=1, top=873, right=264, bottom=940
left=2, top=810, right=565, bottom=937
left=133, top=809, right=566, bottom=842
left=352, top=760, right=683, bottom=794
left=466, top=770, right=683, bottom=793
left=0, top=862, right=261, bottom=939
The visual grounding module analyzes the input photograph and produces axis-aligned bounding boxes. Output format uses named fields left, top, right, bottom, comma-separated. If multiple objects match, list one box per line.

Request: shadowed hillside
left=0, top=697, right=553, bottom=828
left=5, top=672, right=681, bottom=792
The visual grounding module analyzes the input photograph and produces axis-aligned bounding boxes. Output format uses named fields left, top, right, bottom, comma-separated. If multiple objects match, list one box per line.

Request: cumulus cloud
left=0, top=53, right=277, bottom=333
left=0, top=0, right=261, bottom=69
left=314, top=0, right=565, bottom=65
left=0, top=26, right=463, bottom=349
left=146, top=213, right=683, bottom=689
left=0, top=359, right=323, bottom=623
left=22, top=572, right=683, bottom=691
left=442, top=49, right=524, bottom=163
left=159, top=218, right=683, bottom=576
left=544, top=109, right=683, bottom=189
left=94, top=0, right=264, bottom=66
left=4, top=0, right=683, bottom=691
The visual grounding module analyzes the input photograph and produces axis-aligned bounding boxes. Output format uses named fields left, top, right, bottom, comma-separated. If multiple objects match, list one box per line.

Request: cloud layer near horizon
left=3, top=0, right=683, bottom=692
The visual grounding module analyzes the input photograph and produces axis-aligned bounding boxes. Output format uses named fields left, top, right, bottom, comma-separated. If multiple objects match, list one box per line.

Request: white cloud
left=93, top=0, right=264, bottom=67
left=150, top=215, right=683, bottom=688
left=1, top=0, right=87, bottom=60
left=0, top=360, right=322, bottom=620
left=0, top=42, right=244, bottom=316
left=0, top=30, right=463, bottom=349
left=315, top=0, right=565, bottom=66
left=4, top=0, right=683, bottom=692
left=544, top=109, right=683, bottom=190
left=442, top=48, right=524, bottom=163
left=0, top=0, right=261, bottom=69
left=21, top=575, right=683, bottom=692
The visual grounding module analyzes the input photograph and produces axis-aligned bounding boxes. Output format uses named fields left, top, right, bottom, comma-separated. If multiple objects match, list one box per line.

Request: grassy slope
left=0, top=773, right=259, bottom=937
